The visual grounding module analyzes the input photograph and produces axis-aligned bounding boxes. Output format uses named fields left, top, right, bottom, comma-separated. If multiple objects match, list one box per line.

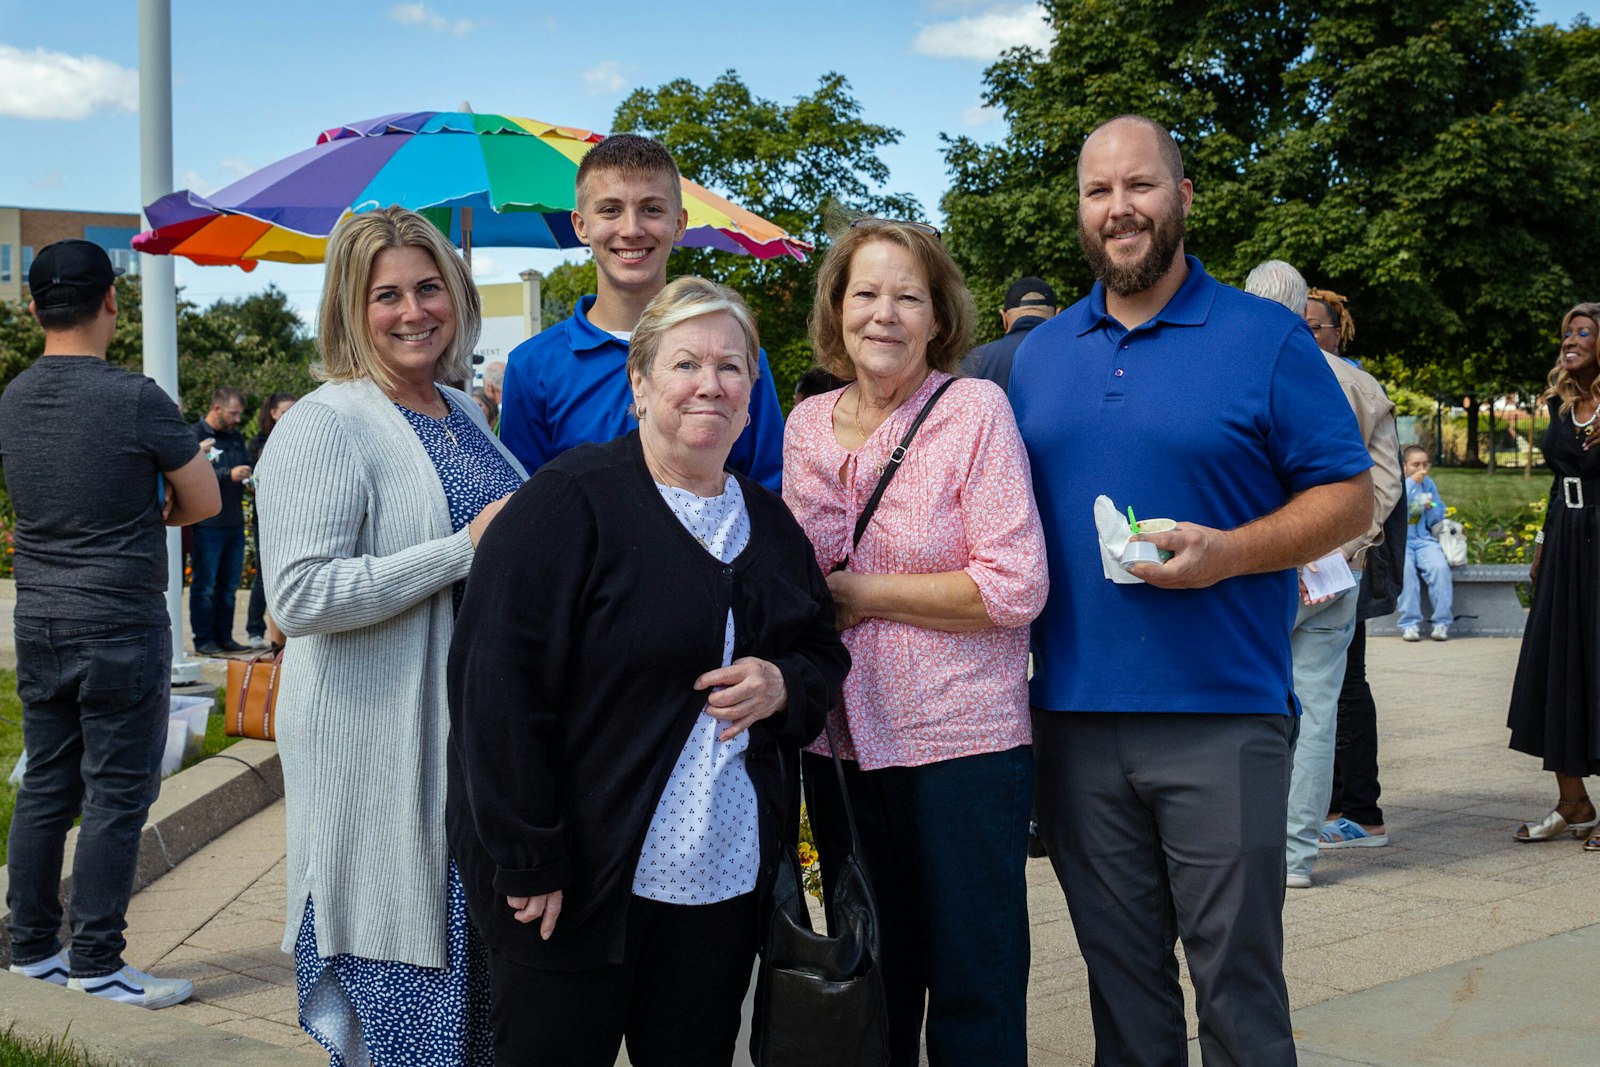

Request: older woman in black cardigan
left=447, top=277, right=848, bottom=1066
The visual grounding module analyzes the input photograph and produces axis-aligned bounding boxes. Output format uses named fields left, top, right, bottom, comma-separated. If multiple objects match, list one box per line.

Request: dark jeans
left=6, top=618, right=171, bottom=976
left=1329, top=624, right=1385, bottom=826
left=486, top=892, right=757, bottom=1066
left=803, top=745, right=1034, bottom=1067
left=1033, top=711, right=1296, bottom=1067
left=189, top=524, right=244, bottom=646
left=245, top=514, right=266, bottom=640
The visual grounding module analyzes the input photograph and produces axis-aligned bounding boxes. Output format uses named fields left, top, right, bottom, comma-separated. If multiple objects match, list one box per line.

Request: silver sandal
left=1515, top=807, right=1600, bottom=842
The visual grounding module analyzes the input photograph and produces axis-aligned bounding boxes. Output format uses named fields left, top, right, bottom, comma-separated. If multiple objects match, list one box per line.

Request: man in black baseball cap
left=3, top=237, right=220, bottom=1009
left=27, top=238, right=123, bottom=313
left=960, top=275, right=1059, bottom=395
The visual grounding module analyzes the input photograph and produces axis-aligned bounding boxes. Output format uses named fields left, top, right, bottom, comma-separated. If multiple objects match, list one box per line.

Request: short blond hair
left=808, top=223, right=973, bottom=381
left=315, top=206, right=480, bottom=392
left=626, top=277, right=760, bottom=414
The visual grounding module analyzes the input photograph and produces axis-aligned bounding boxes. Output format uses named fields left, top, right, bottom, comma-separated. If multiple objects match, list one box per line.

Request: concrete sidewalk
left=12, top=630, right=1600, bottom=1065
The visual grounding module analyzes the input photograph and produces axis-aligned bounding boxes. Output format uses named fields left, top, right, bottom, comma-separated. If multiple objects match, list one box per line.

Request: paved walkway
left=94, top=631, right=1600, bottom=1065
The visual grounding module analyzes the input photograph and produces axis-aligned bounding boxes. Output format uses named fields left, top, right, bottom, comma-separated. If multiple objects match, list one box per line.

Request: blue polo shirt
left=1011, top=257, right=1371, bottom=716
left=500, top=294, right=785, bottom=491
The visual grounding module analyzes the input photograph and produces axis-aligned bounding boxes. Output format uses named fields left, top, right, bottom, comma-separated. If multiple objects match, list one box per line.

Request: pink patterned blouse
left=783, top=370, right=1047, bottom=770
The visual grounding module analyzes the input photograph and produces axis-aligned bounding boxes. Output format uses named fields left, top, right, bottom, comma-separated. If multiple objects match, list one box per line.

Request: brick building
left=0, top=206, right=141, bottom=305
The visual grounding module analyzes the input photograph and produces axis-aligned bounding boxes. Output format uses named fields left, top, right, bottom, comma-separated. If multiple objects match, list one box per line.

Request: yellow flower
left=1446, top=505, right=1457, bottom=516
left=797, top=842, right=819, bottom=868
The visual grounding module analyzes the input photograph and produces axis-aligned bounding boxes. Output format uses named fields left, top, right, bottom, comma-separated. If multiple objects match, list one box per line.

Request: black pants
left=486, top=892, right=757, bottom=1067
left=7, top=619, right=171, bottom=976
left=1033, top=711, right=1296, bottom=1067
left=804, top=746, right=1034, bottom=1067
left=1329, top=625, right=1385, bottom=826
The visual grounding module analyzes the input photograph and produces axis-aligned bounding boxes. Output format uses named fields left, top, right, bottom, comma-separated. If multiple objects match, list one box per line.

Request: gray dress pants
left=1032, top=710, right=1298, bottom=1067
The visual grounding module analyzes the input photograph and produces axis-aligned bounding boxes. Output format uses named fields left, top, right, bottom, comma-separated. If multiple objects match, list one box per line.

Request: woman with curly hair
left=1508, top=301, right=1600, bottom=847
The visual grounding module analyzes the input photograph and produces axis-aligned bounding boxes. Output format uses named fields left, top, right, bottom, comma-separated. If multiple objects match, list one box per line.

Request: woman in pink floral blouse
left=783, top=219, right=1047, bottom=1067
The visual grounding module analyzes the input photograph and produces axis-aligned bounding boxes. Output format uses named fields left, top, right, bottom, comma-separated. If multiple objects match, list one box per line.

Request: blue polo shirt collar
left=1067, top=255, right=1218, bottom=336
left=565, top=293, right=624, bottom=355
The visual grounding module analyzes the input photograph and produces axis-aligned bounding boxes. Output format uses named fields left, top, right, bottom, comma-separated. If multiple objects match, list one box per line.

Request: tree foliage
left=614, top=71, right=920, bottom=401
left=942, top=0, right=1600, bottom=399
left=0, top=279, right=318, bottom=431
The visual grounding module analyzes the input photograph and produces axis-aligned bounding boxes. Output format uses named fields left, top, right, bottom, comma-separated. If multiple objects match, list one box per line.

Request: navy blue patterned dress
left=294, top=389, right=521, bottom=1067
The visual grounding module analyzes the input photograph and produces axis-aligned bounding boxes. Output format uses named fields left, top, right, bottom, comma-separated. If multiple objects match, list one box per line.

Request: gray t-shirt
left=0, top=356, right=199, bottom=622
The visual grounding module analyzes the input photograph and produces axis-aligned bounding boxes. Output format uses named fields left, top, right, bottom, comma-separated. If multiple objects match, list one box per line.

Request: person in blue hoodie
left=1398, top=445, right=1454, bottom=640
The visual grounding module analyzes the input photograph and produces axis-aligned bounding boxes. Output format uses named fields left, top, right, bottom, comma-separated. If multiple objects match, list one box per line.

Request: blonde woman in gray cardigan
left=256, top=207, right=524, bottom=1066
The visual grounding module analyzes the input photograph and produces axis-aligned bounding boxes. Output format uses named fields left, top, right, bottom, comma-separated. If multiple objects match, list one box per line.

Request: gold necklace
left=850, top=385, right=870, bottom=442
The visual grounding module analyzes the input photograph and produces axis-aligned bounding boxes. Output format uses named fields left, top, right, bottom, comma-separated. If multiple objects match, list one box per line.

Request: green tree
left=541, top=260, right=597, bottom=326
left=614, top=70, right=920, bottom=401
left=942, top=0, right=1600, bottom=414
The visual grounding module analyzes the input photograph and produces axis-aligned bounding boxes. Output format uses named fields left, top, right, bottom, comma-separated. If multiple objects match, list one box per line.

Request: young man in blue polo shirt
left=1011, top=115, right=1373, bottom=1065
left=499, top=135, right=784, bottom=488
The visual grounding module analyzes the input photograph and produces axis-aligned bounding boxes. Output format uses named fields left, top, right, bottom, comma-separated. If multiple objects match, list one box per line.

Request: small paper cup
left=1121, top=541, right=1163, bottom=569
left=1128, top=518, right=1178, bottom=565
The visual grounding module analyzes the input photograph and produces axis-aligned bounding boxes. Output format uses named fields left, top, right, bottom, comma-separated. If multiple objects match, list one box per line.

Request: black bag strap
left=837, top=376, right=957, bottom=571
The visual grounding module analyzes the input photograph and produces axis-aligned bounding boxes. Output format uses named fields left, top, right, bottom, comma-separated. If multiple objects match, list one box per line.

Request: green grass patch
left=0, top=671, right=238, bottom=866
left=0, top=1026, right=100, bottom=1067
left=1430, top=467, right=1551, bottom=518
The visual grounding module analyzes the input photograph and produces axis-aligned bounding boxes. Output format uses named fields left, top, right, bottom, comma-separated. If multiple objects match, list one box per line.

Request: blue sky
left=0, top=1, right=1590, bottom=320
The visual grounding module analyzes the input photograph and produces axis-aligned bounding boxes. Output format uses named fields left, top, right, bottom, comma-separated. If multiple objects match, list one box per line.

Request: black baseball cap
left=1003, top=276, right=1058, bottom=310
left=28, top=239, right=123, bottom=310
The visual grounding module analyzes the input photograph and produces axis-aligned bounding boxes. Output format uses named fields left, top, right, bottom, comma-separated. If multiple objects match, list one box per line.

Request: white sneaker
left=247, top=635, right=269, bottom=650
left=69, top=965, right=193, bottom=1009
left=8, top=949, right=69, bottom=986
left=1431, top=625, right=1449, bottom=641
left=1286, top=872, right=1312, bottom=889
left=1401, top=626, right=1421, bottom=642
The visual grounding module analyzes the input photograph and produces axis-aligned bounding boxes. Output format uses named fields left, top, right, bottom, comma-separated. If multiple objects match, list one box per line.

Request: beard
left=1078, top=198, right=1186, bottom=297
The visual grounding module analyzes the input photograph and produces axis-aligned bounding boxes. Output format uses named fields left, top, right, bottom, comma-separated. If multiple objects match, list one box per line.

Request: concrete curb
left=0, top=970, right=321, bottom=1066
left=0, top=738, right=284, bottom=968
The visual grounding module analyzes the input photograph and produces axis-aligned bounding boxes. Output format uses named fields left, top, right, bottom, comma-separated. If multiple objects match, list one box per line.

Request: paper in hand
left=1302, top=550, right=1357, bottom=600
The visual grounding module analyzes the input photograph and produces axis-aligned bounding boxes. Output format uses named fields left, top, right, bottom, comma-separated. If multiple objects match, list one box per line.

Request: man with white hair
left=1244, top=261, right=1402, bottom=889
left=481, top=359, right=506, bottom=433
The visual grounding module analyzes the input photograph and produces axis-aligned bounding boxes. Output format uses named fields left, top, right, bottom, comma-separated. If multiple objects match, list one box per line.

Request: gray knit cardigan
left=255, top=377, right=527, bottom=968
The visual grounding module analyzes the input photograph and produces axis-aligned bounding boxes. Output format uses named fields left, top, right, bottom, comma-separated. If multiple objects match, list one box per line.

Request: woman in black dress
left=1509, top=302, right=1600, bottom=847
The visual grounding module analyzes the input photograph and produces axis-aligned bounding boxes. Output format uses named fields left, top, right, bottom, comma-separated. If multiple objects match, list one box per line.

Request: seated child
left=1398, top=445, right=1453, bottom=641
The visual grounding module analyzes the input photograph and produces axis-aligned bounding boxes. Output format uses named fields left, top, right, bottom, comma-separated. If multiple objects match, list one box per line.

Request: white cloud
left=581, top=60, right=632, bottom=95
left=469, top=252, right=502, bottom=278
left=180, top=169, right=215, bottom=196
left=962, top=103, right=999, bottom=127
left=911, top=3, right=1051, bottom=61
left=0, top=44, right=137, bottom=120
left=219, top=158, right=254, bottom=179
left=30, top=170, right=62, bottom=191
left=388, top=3, right=477, bottom=38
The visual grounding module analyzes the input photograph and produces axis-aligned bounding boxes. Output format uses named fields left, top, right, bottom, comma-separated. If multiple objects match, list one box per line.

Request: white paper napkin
left=1093, top=495, right=1145, bottom=585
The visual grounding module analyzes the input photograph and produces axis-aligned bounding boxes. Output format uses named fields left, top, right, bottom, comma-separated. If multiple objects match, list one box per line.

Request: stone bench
left=1368, top=563, right=1530, bottom=638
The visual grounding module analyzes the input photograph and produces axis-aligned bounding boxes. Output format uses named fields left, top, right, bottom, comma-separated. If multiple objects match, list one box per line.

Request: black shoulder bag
left=750, top=377, right=956, bottom=1065
left=750, top=726, right=889, bottom=1067
left=832, top=376, right=958, bottom=573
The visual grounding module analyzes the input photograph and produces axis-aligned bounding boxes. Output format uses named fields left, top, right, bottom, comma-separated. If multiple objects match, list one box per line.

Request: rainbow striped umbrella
left=134, top=111, right=811, bottom=269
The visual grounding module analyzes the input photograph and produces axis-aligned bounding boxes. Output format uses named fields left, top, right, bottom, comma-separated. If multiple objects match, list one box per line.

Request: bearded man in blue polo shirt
left=499, top=134, right=784, bottom=488
left=1011, top=115, right=1373, bottom=1065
